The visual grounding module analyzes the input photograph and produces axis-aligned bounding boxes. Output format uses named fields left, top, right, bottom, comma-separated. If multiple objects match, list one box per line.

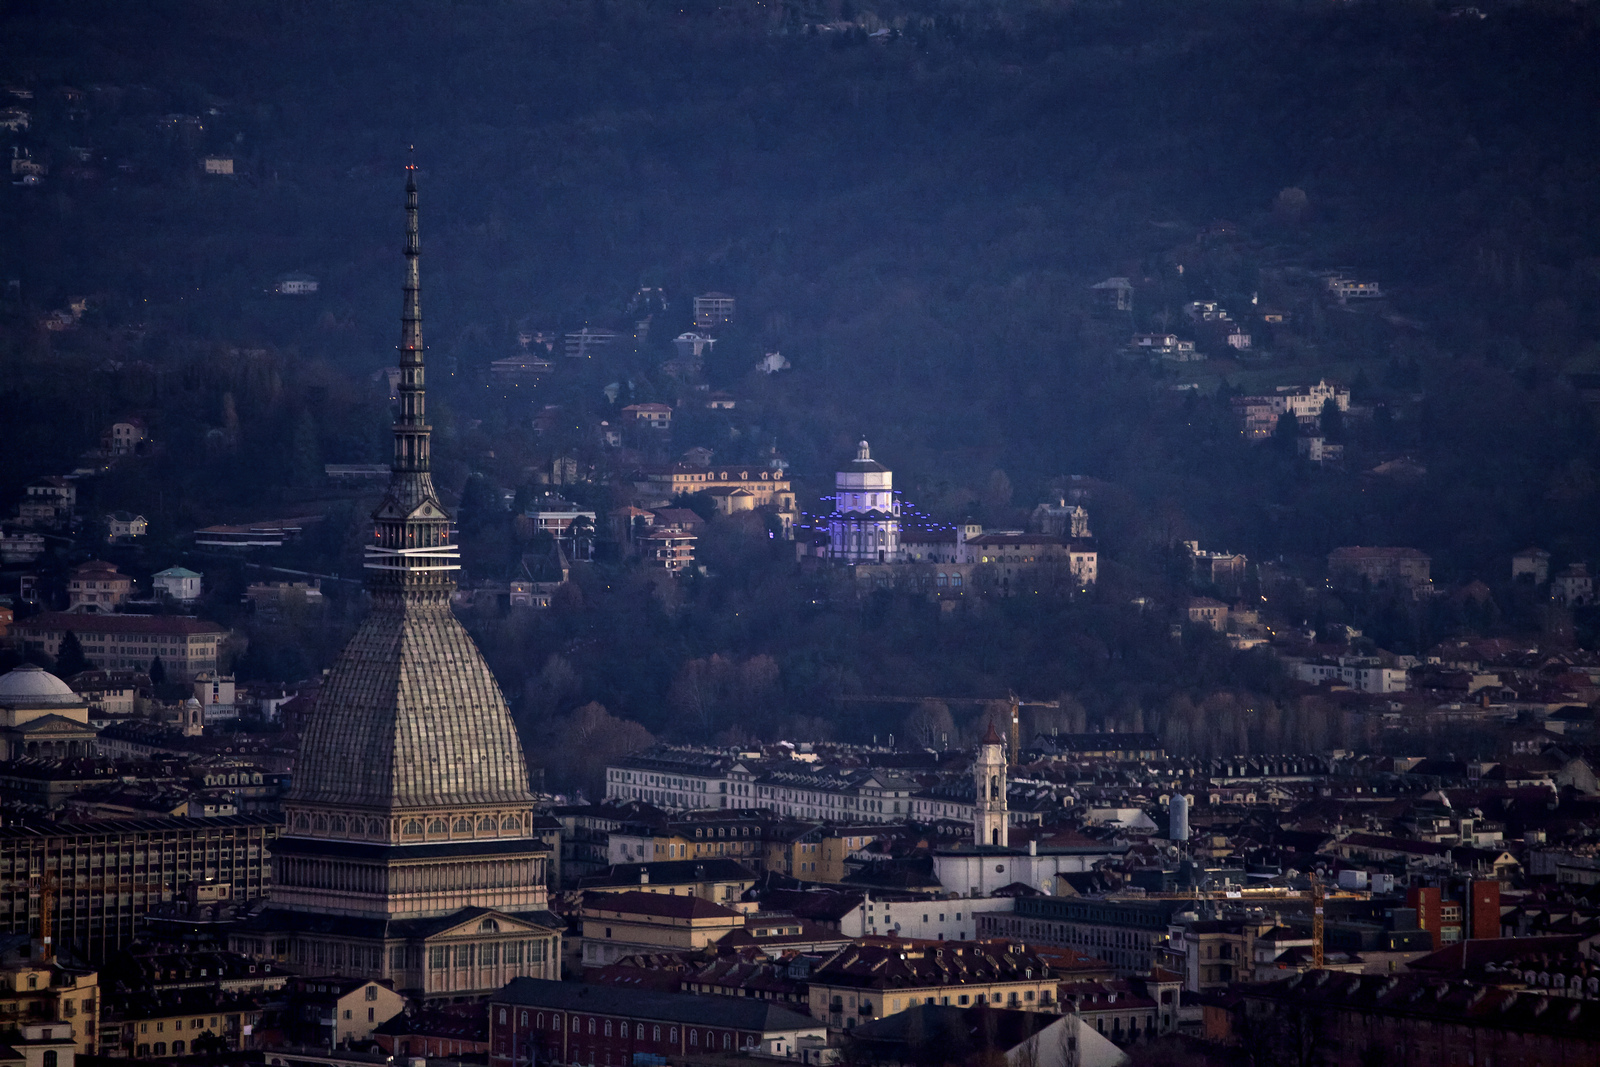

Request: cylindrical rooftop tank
left=1169, top=792, right=1190, bottom=842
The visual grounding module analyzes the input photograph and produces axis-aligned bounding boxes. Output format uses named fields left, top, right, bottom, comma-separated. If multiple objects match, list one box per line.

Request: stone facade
left=827, top=440, right=900, bottom=563
left=245, top=170, right=558, bottom=999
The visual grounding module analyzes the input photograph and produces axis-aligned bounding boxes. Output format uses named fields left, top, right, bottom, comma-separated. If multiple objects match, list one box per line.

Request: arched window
left=453, top=817, right=473, bottom=833
left=479, top=918, right=501, bottom=933
left=501, top=815, right=521, bottom=830
left=403, top=819, right=424, bottom=836
left=588, top=1018, right=596, bottom=1035
left=172, top=1042, right=185, bottom=1056
left=43, top=1053, right=57, bottom=1067
left=330, top=816, right=346, bottom=833
left=427, top=818, right=447, bottom=834
left=479, top=816, right=497, bottom=832
left=153, top=1044, right=167, bottom=1056
left=990, top=775, right=999, bottom=800
left=312, top=814, right=328, bottom=832
left=690, top=1030, right=698, bottom=1046
left=653, top=1026, right=661, bottom=1042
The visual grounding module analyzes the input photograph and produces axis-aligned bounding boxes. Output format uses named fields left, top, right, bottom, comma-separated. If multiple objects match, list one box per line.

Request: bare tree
left=902, top=699, right=956, bottom=749
left=548, top=702, right=654, bottom=800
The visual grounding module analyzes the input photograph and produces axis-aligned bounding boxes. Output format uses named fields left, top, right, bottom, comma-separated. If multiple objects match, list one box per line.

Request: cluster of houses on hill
left=790, top=441, right=1099, bottom=596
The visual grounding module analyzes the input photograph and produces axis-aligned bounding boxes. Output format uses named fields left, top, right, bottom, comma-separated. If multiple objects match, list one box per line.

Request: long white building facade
left=605, top=748, right=918, bottom=823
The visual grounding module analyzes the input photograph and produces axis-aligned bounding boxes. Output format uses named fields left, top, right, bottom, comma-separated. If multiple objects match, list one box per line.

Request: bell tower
left=974, top=721, right=1009, bottom=848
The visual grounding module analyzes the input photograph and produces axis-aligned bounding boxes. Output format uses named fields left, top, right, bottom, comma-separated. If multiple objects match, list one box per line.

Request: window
left=368, top=987, right=380, bottom=1002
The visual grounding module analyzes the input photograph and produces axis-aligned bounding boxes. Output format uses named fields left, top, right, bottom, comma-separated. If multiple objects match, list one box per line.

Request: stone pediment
left=373, top=498, right=448, bottom=523
left=14, top=713, right=96, bottom=735
left=430, top=910, right=557, bottom=941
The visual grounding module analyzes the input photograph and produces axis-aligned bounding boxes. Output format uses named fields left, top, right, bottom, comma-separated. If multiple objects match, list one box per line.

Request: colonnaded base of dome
left=270, top=831, right=551, bottom=920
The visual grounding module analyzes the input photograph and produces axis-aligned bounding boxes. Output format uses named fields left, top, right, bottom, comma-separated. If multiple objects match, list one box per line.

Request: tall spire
left=397, top=154, right=425, bottom=474
left=274, top=162, right=544, bottom=947
left=366, top=160, right=458, bottom=601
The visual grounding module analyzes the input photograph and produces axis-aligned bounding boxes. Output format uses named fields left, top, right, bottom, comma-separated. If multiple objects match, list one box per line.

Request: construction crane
left=838, top=692, right=1052, bottom=765
left=1311, top=871, right=1326, bottom=969
left=5, top=871, right=173, bottom=961
left=36, top=871, right=55, bottom=963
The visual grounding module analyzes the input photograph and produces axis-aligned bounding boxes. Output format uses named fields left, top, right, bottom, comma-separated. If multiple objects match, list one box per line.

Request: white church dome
left=0, top=664, right=84, bottom=706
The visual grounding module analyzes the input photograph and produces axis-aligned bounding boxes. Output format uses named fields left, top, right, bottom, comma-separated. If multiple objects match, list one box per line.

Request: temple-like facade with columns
left=826, top=440, right=901, bottom=563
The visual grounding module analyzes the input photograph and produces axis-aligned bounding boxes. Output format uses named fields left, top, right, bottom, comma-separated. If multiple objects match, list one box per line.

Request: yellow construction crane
left=6, top=871, right=172, bottom=962
left=1311, top=871, right=1326, bottom=969
left=838, top=692, right=1050, bottom=766
left=36, top=871, right=55, bottom=963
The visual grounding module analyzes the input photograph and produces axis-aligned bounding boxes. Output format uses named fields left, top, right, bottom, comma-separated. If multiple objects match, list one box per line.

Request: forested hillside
left=3, top=0, right=1599, bottom=779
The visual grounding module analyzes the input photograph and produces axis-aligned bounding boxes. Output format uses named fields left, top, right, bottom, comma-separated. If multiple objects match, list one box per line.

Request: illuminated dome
left=0, top=664, right=84, bottom=707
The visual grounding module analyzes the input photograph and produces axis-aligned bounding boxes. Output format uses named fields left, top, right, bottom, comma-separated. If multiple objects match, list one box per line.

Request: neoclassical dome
left=0, top=664, right=84, bottom=707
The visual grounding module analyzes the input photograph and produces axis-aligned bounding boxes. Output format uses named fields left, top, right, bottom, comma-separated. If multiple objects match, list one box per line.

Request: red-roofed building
left=1058, top=970, right=1183, bottom=1044
left=1228, top=971, right=1600, bottom=1067
left=579, top=890, right=745, bottom=967
left=17, top=613, right=228, bottom=681
left=682, top=954, right=809, bottom=1006
left=375, top=1004, right=489, bottom=1059
left=68, top=560, right=132, bottom=611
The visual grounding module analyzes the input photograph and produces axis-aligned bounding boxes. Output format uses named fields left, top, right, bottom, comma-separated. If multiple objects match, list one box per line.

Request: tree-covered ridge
left=3, top=0, right=1598, bottom=780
